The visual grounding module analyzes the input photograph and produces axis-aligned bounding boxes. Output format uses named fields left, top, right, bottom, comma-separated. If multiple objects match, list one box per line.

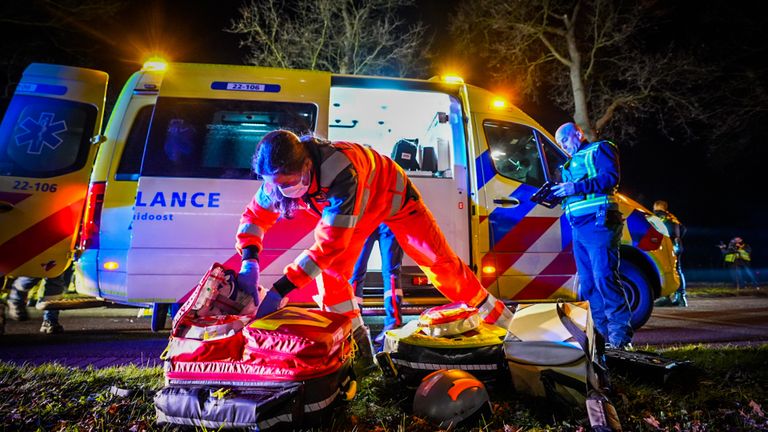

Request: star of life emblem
left=15, top=112, right=68, bottom=155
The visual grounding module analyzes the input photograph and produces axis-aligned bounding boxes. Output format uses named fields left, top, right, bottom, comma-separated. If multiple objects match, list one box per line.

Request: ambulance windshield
left=141, top=97, right=316, bottom=179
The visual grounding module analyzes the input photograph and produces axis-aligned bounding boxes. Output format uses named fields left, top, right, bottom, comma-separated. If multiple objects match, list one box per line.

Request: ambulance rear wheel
left=151, top=303, right=169, bottom=332
left=619, top=261, right=654, bottom=329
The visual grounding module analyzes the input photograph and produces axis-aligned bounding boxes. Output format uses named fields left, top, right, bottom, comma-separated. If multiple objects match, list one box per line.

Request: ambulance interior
left=326, top=86, right=466, bottom=281
left=327, top=87, right=459, bottom=179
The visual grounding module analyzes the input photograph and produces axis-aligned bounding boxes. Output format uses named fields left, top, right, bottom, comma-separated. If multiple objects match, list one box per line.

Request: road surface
left=1, top=296, right=767, bottom=368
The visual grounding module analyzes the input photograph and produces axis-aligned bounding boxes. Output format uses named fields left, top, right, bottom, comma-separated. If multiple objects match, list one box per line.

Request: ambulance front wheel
left=619, top=260, right=654, bottom=329
left=151, top=303, right=169, bottom=332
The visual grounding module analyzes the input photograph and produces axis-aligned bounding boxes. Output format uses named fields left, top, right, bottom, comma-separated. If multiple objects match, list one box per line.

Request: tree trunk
left=564, top=13, right=595, bottom=141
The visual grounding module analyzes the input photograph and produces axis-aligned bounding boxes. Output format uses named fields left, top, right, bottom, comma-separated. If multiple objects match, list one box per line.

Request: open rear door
left=0, top=64, right=108, bottom=277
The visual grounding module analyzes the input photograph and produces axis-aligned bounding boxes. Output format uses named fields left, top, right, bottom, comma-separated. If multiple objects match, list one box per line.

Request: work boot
left=352, top=325, right=377, bottom=377
left=7, top=302, right=29, bottom=321
left=676, top=292, right=688, bottom=307
left=39, top=320, right=64, bottom=334
left=654, top=295, right=673, bottom=307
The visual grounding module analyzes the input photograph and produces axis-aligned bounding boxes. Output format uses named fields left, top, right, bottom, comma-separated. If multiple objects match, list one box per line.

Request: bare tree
left=451, top=0, right=715, bottom=143
left=227, top=0, right=429, bottom=77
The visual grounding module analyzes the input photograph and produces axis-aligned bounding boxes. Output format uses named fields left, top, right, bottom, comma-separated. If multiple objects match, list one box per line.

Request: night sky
left=2, top=0, right=765, bottom=276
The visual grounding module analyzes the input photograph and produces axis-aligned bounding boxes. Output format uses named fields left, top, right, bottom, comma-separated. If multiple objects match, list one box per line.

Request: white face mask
left=278, top=169, right=310, bottom=198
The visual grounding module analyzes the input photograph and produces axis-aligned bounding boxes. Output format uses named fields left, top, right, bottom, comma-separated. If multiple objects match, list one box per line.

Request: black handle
left=0, top=201, right=14, bottom=213
left=493, top=198, right=520, bottom=206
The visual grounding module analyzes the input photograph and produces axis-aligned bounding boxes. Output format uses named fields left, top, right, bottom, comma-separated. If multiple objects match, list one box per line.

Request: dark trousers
left=572, top=219, right=633, bottom=347
left=350, top=224, right=403, bottom=328
left=729, top=261, right=759, bottom=289
left=9, top=265, right=72, bottom=322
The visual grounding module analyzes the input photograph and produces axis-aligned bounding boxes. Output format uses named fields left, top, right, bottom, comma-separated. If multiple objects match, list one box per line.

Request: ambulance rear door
left=125, top=64, right=329, bottom=304
left=464, top=86, right=573, bottom=301
left=0, top=64, right=107, bottom=278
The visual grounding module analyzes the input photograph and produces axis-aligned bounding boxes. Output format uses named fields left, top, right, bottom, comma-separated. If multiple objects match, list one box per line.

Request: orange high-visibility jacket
left=236, top=142, right=415, bottom=292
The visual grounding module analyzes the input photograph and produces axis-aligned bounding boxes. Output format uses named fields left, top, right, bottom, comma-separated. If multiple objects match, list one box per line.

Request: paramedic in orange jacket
left=235, top=131, right=513, bottom=347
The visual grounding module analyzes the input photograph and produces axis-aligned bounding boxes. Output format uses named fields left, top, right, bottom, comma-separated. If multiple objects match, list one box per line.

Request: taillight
left=412, top=276, right=430, bottom=286
left=79, top=181, right=106, bottom=250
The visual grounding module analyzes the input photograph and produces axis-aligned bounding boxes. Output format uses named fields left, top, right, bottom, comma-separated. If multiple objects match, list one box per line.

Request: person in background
left=720, top=237, right=760, bottom=290
left=234, top=130, right=514, bottom=375
left=349, top=223, right=404, bottom=349
left=4, top=265, right=73, bottom=334
left=552, top=122, right=632, bottom=350
left=653, top=200, right=687, bottom=306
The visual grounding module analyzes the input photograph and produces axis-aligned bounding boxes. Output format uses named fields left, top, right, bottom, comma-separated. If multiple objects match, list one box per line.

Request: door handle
left=493, top=197, right=520, bottom=207
left=0, top=201, right=14, bottom=213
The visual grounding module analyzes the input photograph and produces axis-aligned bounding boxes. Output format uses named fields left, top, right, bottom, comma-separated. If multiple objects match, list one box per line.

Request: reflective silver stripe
left=365, top=147, right=376, bottom=186
left=328, top=299, right=359, bottom=314
left=237, top=223, right=264, bottom=238
left=393, top=169, right=406, bottom=192
left=389, top=194, right=403, bottom=217
left=295, top=251, right=322, bottom=279
left=358, top=188, right=370, bottom=218
left=391, top=358, right=498, bottom=371
left=320, top=151, right=352, bottom=187
left=477, top=293, right=498, bottom=316
left=389, top=170, right=406, bottom=216
left=349, top=315, right=364, bottom=329
left=383, top=289, right=403, bottom=299
left=305, top=388, right=341, bottom=413
left=322, top=211, right=358, bottom=228
left=156, top=412, right=292, bottom=429
left=258, top=413, right=293, bottom=430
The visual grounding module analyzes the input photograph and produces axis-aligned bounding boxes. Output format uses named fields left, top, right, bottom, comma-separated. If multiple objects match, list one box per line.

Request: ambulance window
left=116, top=105, right=154, bottom=180
left=0, top=95, right=96, bottom=178
left=536, top=131, right=567, bottom=183
left=141, top=97, right=316, bottom=179
left=482, top=120, right=545, bottom=187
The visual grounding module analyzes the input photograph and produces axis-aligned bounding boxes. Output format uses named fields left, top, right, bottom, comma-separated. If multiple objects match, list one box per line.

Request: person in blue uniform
left=349, top=223, right=404, bottom=347
left=552, top=122, right=632, bottom=350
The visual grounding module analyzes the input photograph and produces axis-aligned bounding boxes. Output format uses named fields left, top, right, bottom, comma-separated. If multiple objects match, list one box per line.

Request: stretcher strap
left=555, top=301, right=588, bottom=353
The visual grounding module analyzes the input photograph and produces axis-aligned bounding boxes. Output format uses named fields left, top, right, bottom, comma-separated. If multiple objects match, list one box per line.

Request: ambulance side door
left=0, top=64, right=107, bottom=277
left=470, top=112, right=574, bottom=301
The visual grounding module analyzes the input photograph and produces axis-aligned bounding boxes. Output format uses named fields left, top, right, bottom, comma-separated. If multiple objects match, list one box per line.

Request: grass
left=686, top=284, right=765, bottom=298
left=1, top=345, right=766, bottom=431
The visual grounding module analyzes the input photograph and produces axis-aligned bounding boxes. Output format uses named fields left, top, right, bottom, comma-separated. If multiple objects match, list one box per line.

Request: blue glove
left=255, top=287, right=285, bottom=319
left=237, top=260, right=259, bottom=298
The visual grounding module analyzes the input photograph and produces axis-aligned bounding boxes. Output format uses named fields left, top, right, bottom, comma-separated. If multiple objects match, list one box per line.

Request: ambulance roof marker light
left=442, top=74, right=464, bottom=84
left=492, top=98, right=508, bottom=109
left=142, top=57, right=168, bottom=72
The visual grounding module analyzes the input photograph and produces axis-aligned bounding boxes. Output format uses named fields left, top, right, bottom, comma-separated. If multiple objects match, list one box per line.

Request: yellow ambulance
left=0, top=64, right=107, bottom=279
left=0, top=61, right=680, bottom=331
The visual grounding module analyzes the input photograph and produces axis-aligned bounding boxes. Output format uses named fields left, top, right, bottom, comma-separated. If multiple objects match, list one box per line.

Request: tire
left=151, top=303, right=169, bottom=332
left=619, top=260, right=654, bottom=329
